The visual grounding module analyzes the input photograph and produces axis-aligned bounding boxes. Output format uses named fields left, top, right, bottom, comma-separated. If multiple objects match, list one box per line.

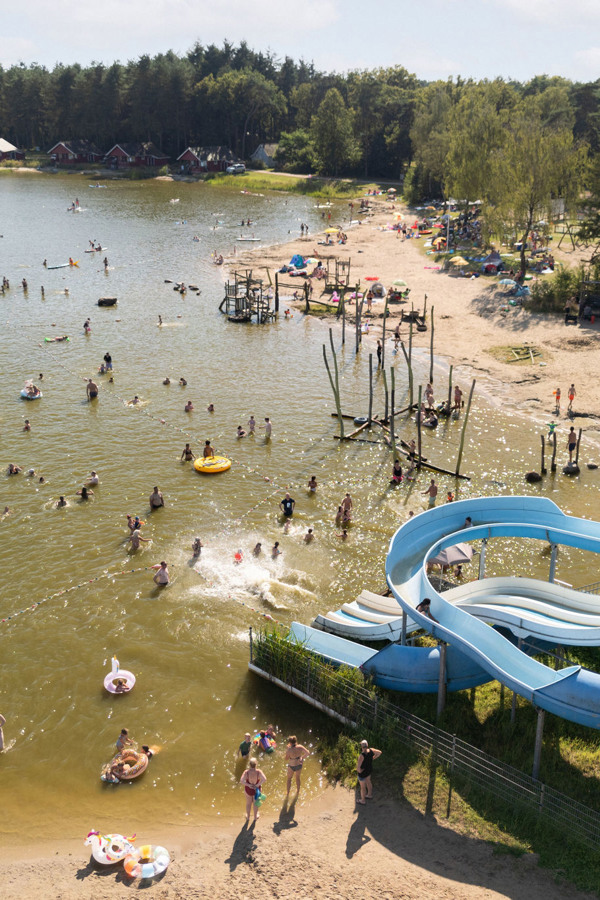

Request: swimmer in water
left=234, top=549, right=243, bottom=564
left=304, top=528, right=314, bottom=544
left=56, top=496, right=67, bottom=508
left=158, top=315, right=163, bottom=326
left=23, top=419, right=31, bottom=432
left=308, top=476, right=317, bottom=492
left=129, top=396, right=140, bottom=405
left=338, top=529, right=348, bottom=541
left=163, top=377, right=171, bottom=385
left=192, top=538, right=203, bottom=558
left=184, top=400, right=194, bottom=412
left=237, top=425, right=247, bottom=438
left=179, top=377, right=187, bottom=386
left=253, top=542, right=262, bottom=557
left=207, top=404, right=214, bottom=412
left=272, top=541, right=281, bottom=559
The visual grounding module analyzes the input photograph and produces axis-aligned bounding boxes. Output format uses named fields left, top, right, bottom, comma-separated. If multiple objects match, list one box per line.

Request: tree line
left=1, top=44, right=600, bottom=200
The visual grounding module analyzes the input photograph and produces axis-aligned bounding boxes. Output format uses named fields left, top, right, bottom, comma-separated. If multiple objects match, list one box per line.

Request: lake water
left=1, top=174, right=598, bottom=846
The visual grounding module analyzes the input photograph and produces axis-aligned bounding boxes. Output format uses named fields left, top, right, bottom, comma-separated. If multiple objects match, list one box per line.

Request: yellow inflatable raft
left=193, top=456, right=231, bottom=474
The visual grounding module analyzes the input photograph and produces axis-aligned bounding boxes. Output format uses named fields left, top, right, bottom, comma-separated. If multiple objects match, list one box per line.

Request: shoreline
left=228, top=199, right=599, bottom=439
left=1, top=782, right=594, bottom=900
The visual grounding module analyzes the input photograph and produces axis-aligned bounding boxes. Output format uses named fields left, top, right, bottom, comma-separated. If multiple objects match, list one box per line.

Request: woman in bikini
left=240, top=757, right=266, bottom=822
left=285, top=735, right=310, bottom=794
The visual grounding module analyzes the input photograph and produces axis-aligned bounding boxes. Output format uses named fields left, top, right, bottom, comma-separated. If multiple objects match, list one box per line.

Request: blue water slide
left=385, top=496, right=600, bottom=729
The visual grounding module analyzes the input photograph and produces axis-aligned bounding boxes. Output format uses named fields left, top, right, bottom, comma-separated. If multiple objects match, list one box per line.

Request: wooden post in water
left=381, top=296, right=389, bottom=370
left=390, top=368, right=397, bottom=460
left=341, top=288, right=346, bottom=345
left=368, top=354, right=374, bottom=426
left=323, top=342, right=344, bottom=439
left=274, top=271, right=280, bottom=313
left=446, top=365, right=453, bottom=415
left=417, top=385, right=423, bottom=469
left=455, top=379, right=476, bottom=478
left=575, top=427, right=583, bottom=466
left=304, top=280, right=310, bottom=314
left=382, top=369, right=389, bottom=424
left=429, top=305, right=435, bottom=385
left=329, top=328, right=342, bottom=411
left=551, top=431, right=557, bottom=472
left=401, top=341, right=414, bottom=413
left=540, top=435, right=546, bottom=475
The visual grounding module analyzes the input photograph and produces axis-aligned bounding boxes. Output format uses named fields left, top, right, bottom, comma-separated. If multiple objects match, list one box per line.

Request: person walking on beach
left=423, top=479, right=438, bottom=507
left=554, top=387, right=561, bottom=414
left=240, top=758, right=266, bottom=823
left=568, top=383, right=576, bottom=412
left=356, top=739, right=382, bottom=804
left=280, top=493, right=295, bottom=517
left=152, top=561, right=170, bottom=585
left=86, top=378, right=99, bottom=401
left=285, top=735, right=310, bottom=794
left=149, top=486, right=165, bottom=509
left=567, top=426, right=578, bottom=463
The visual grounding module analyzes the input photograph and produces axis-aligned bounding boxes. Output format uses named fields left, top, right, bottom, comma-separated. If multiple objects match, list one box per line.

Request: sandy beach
left=2, top=784, right=595, bottom=900
left=231, top=198, right=598, bottom=435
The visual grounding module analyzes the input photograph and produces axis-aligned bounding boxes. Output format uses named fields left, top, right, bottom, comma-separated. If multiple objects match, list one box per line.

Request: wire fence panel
left=251, top=631, right=600, bottom=851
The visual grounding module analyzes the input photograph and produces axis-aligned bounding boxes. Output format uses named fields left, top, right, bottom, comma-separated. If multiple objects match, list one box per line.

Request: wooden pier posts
left=455, top=379, right=476, bottom=478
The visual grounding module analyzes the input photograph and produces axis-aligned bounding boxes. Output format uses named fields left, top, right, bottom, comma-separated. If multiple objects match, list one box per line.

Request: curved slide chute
left=385, top=497, right=600, bottom=729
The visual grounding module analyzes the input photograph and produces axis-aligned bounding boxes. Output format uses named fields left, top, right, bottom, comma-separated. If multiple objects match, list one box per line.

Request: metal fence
left=580, top=580, right=600, bottom=596
left=250, top=630, right=600, bottom=851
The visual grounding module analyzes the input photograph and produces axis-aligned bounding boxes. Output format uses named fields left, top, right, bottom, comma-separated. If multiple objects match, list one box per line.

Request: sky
left=2, top=0, right=600, bottom=83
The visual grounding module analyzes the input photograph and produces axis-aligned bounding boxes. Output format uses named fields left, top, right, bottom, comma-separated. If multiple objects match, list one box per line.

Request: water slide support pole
left=511, top=637, right=523, bottom=723
left=478, top=539, right=487, bottom=579
left=401, top=610, right=407, bottom=646
left=436, top=642, right=447, bottom=719
left=532, top=707, right=545, bottom=780
left=549, top=543, right=558, bottom=583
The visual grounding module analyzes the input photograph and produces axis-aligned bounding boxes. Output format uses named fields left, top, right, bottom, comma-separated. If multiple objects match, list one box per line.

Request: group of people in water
left=238, top=728, right=310, bottom=822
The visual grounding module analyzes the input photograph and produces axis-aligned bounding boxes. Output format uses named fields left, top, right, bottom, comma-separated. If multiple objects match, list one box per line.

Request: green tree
left=274, top=129, right=316, bottom=173
left=311, top=87, right=358, bottom=175
left=487, top=90, right=586, bottom=273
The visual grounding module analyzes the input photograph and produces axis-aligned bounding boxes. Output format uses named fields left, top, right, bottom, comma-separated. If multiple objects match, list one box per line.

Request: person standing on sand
left=554, top=387, right=561, bottom=414
left=240, top=758, right=266, bottom=823
left=356, top=739, right=382, bottom=804
left=285, top=735, right=310, bottom=794
left=422, top=479, right=438, bottom=507
left=568, top=384, right=576, bottom=412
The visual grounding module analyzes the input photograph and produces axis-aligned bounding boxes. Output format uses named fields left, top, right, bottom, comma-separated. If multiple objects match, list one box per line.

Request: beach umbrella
left=432, top=236, right=446, bottom=246
left=387, top=187, right=397, bottom=193
left=324, top=227, right=339, bottom=234
left=430, top=543, right=474, bottom=567
left=449, top=256, right=468, bottom=266
left=392, top=279, right=408, bottom=288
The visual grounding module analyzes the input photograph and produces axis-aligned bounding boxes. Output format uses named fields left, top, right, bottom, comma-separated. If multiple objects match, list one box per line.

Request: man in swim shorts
left=152, top=561, right=170, bottom=585
left=567, top=426, right=578, bottom=463
left=422, top=479, right=438, bottom=506
left=86, top=378, right=98, bottom=400
left=203, top=440, right=215, bottom=458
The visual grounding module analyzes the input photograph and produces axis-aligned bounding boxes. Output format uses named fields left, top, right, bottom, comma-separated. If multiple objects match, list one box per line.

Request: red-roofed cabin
left=48, top=140, right=104, bottom=165
left=177, top=146, right=239, bottom=174
left=104, top=142, right=169, bottom=169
